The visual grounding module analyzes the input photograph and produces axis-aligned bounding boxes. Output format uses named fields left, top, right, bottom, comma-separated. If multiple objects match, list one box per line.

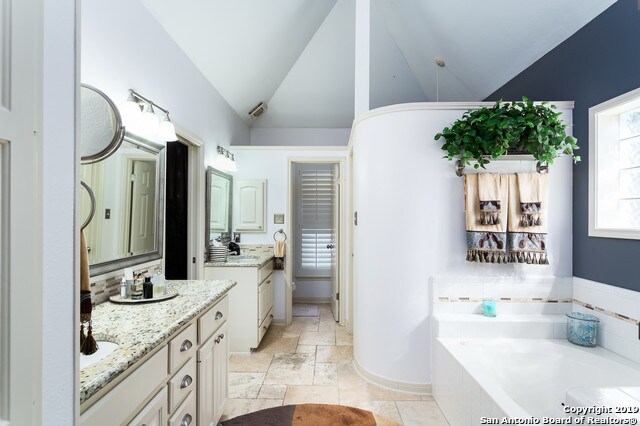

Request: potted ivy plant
left=435, top=97, right=580, bottom=169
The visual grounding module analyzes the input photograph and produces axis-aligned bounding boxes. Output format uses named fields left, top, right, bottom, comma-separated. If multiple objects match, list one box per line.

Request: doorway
left=288, top=160, right=342, bottom=323
left=164, top=134, right=205, bottom=280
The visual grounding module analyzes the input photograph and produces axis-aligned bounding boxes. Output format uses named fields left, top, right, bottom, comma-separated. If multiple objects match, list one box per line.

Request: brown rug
left=220, top=403, right=401, bottom=425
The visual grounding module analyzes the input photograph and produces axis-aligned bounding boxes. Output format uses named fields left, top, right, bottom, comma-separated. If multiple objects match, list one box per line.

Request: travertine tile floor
left=221, top=304, right=449, bottom=425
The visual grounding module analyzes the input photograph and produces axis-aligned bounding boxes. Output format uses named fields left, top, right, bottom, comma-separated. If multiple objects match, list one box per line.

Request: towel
left=274, top=241, right=285, bottom=270
left=80, top=230, right=97, bottom=355
left=516, top=172, right=547, bottom=227
left=507, top=173, right=549, bottom=264
left=464, top=173, right=509, bottom=263
left=477, top=173, right=503, bottom=225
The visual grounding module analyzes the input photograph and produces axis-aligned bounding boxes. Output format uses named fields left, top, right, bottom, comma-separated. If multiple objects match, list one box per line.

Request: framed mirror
left=80, top=84, right=125, bottom=164
left=205, top=167, right=232, bottom=244
left=80, top=133, right=165, bottom=276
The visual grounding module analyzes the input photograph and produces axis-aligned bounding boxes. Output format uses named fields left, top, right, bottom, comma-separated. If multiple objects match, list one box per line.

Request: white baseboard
left=353, top=357, right=431, bottom=395
left=293, top=297, right=331, bottom=304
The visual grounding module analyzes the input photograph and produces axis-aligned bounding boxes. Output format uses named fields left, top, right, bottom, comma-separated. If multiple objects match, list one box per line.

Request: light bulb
left=227, top=154, right=237, bottom=172
left=158, top=112, right=177, bottom=142
left=121, top=93, right=142, bottom=129
left=140, top=102, right=159, bottom=140
left=214, top=151, right=228, bottom=171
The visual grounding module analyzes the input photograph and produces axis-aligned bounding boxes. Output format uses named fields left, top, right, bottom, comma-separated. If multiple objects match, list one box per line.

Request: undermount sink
left=80, top=340, right=119, bottom=369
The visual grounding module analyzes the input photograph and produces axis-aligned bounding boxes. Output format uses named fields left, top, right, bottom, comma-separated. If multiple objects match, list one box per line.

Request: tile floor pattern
left=221, top=304, right=449, bottom=425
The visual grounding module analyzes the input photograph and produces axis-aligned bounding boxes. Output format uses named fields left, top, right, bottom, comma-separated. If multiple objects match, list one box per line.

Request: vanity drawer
left=259, top=261, right=273, bottom=284
left=168, top=357, right=196, bottom=413
left=258, top=306, right=274, bottom=343
left=169, top=323, right=197, bottom=374
left=80, top=346, right=168, bottom=426
left=258, top=275, right=274, bottom=325
left=168, top=390, right=197, bottom=426
left=198, top=295, right=228, bottom=344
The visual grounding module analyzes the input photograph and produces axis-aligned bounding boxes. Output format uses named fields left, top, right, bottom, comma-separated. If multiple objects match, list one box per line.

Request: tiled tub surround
left=432, top=276, right=573, bottom=315
left=433, top=338, right=640, bottom=426
left=572, top=277, right=640, bottom=363
left=79, top=279, right=235, bottom=405
left=432, top=276, right=640, bottom=425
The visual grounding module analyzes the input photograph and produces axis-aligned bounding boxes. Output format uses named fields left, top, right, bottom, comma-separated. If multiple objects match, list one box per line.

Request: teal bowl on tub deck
left=566, top=312, right=599, bottom=347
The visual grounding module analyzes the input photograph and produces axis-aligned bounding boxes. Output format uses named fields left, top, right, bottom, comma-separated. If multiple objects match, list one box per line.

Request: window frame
left=293, top=163, right=335, bottom=278
left=589, top=86, right=640, bottom=240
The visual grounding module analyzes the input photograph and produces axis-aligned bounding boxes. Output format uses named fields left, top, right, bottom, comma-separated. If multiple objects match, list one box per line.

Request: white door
left=0, top=0, right=43, bottom=423
left=129, top=160, right=157, bottom=254
left=330, top=164, right=340, bottom=321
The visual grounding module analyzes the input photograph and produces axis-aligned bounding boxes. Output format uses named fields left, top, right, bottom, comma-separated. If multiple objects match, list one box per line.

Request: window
left=294, top=164, right=335, bottom=277
left=589, top=86, right=640, bottom=239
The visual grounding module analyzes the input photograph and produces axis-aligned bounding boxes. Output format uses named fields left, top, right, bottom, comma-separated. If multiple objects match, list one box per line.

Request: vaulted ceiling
left=140, top=0, right=616, bottom=128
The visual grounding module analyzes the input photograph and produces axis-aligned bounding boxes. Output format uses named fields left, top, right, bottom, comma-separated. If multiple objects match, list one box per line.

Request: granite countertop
left=205, top=251, right=274, bottom=268
left=80, top=279, right=235, bottom=405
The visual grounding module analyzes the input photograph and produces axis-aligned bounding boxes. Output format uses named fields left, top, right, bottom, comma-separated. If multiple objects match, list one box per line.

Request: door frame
left=286, top=156, right=347, bottom=326
left=175, top=129, right=205, bottom=280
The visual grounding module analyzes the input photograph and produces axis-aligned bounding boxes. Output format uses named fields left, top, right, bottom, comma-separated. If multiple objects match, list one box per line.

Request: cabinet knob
left=180, top=339, right=193, bottom=352
left=181, top=413, right=193, bottom=426
left=270, top=313, right=274, bottom=319
left=215, top=311, right=224, bottom=320
left=180, top=374, right=193, bottom=389
left=215, top=337, right=221, bottom=344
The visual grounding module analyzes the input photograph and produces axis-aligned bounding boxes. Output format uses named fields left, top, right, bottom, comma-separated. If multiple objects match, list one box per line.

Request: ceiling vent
left=248, top=102, right=267, bottom=119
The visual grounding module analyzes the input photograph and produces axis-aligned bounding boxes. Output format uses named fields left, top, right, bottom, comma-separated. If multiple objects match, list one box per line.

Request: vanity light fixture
left=122, top=89, right=177, bottom=143
left=214, top=145, right=238, bottom=172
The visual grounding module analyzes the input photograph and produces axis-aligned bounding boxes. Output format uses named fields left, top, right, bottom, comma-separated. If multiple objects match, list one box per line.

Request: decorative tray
left=109, top=287, right=178, bottom=304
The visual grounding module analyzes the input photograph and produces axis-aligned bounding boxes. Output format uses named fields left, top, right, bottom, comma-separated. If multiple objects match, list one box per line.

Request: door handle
left=326, top=244, right=335, bottom=249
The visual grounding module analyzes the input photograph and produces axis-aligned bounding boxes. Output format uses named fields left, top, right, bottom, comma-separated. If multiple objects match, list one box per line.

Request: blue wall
left=487, top=0, right=640, bottom=292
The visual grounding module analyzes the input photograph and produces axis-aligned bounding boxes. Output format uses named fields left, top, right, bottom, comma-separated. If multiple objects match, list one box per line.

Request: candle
left=483, top=300, right=497, bottom=317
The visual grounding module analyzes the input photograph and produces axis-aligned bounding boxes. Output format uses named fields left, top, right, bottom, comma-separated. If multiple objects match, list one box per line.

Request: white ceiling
left=140, top=0, right=616, bottom=128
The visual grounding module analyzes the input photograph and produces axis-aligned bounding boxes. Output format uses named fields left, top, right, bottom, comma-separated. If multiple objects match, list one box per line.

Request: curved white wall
left=352, top=103, right=573, bottom=388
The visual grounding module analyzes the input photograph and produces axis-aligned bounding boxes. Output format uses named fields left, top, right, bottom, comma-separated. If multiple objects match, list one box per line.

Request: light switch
left=105, top=208, right=111, bottom=219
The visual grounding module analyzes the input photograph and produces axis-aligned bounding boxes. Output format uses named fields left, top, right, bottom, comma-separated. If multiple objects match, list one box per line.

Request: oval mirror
left=80, top=84, right=125, bottom=164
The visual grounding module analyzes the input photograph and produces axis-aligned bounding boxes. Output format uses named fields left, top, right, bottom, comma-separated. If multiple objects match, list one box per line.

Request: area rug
left=220, top=403, right=401, bottom=426
left=292, top=303, right=319, bottom=317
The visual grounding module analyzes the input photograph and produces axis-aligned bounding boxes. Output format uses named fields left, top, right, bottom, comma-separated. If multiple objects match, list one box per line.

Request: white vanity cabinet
left=205, top=262, right=274, bottom=353
left=198, top=322, right=228, bottom=425
left=80, top=295, right=230, bottom=426
left=234, top=179, right=266, bottom=232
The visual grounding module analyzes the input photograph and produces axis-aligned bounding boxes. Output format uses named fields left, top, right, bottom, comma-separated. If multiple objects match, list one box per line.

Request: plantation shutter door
left=296, top=165, right=334, bottom=277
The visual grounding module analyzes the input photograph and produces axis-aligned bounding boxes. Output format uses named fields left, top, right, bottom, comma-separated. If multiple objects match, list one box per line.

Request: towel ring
left=273, top=229, right=287, bottom=242
left=81, top=180, right=96, bottom=231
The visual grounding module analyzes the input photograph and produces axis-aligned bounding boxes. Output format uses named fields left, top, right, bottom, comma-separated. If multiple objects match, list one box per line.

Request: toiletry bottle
left=120, top=277, right=127, bottom=299
left=143, top=276, right=153, bottom=299
left=152, top=270, right=165, bottom=297
left=124, top=267, right=134, bottom=297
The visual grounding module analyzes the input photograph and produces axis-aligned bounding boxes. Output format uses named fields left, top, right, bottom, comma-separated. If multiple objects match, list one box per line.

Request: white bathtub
left=433, top=337, right=640, bottom=425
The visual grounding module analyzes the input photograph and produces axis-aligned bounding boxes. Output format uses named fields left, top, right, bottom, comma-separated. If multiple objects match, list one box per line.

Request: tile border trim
left=352, top=357, right=431, bottom=395
left=572, top=298, right=639, bottom=326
